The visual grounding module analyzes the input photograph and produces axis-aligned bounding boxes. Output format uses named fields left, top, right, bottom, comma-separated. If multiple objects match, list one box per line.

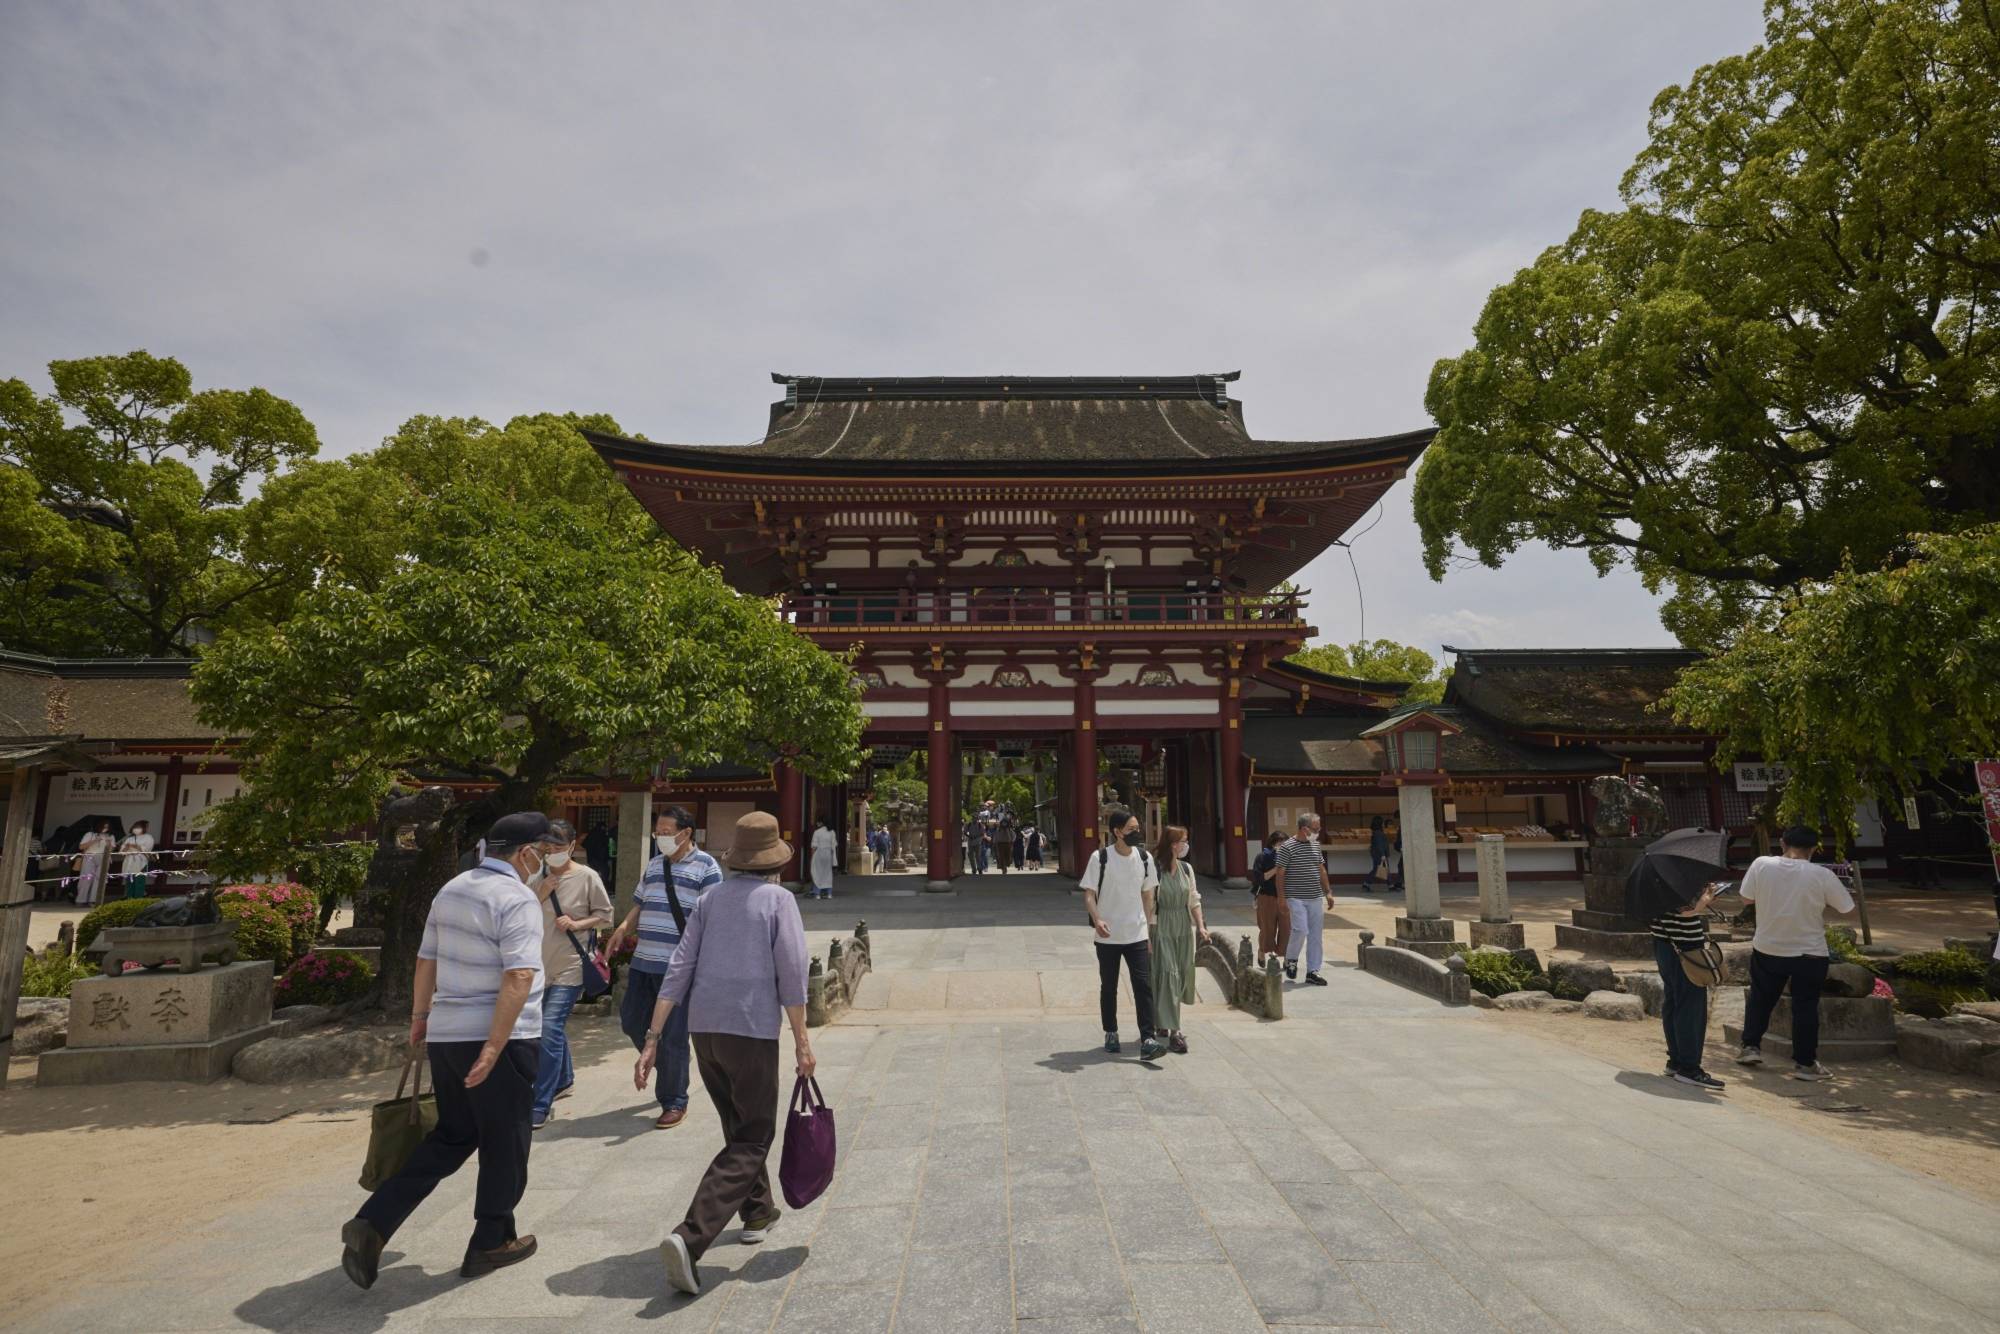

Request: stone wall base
left=1469, top=921, right=1525, bottom=950
left=39, top=1022, right=280, bottom=1085
left=1723, top=995, right=1897, bottom=1062
left=1554, top=924, right=1656, bottom=959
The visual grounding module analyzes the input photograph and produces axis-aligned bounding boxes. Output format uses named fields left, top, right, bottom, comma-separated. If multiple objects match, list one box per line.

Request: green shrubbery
left=218, top=883, right=319, bottom=962
left=273, top=949, right=376, bottom=1007
left=1826, top=927, right=1867, bottom=966
left=1457, top=949, right=1537, bottom=998
left=21, top=950, right=97, bottom=998
left=75, top=898, right=152, bottom=950
left=1892, top=948, right=1988, bottom=987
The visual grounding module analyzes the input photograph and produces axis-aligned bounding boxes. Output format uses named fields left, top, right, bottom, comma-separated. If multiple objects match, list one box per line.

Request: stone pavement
left=36, top=881, right=2000, bottom=1333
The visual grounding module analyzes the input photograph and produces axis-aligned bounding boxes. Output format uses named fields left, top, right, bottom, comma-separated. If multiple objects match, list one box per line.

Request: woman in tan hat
left=635, top=809, right=813, bottom=1297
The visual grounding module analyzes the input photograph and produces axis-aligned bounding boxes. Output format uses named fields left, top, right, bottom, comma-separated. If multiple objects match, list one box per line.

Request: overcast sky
left=2, top=3, right=1767, bottom=659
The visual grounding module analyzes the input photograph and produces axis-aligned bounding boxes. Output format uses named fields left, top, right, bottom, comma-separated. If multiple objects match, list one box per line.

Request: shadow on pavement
left=235, top=1252, right=455, bottom=1331
left=534, top=1102, right=668, bottom=1146
left=1613, top=1069, right=1723, bottom=1102
left=545, top=1243, right=807, bottom=1317
left=1035, top=1048, right=1164, bottom=1074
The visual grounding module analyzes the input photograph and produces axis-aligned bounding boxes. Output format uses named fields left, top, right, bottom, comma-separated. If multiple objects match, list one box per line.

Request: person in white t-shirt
left=1081, top=806, right=1166, bottom=1061
left=1734, top=824, right=1856, bottom=1081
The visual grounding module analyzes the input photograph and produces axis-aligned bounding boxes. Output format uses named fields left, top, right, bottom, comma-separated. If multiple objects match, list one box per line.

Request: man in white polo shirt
left=1735, top=824, right=1856, bottom=1081
left=342, top=810, right=562, bottom=1289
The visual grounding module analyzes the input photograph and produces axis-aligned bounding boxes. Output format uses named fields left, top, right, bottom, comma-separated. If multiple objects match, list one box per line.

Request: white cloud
left=0, top=2, right=1769, bottom=648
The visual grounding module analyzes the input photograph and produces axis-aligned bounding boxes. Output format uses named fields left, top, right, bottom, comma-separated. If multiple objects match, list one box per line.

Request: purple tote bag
left=779, top=1076, right=836, bottom=1208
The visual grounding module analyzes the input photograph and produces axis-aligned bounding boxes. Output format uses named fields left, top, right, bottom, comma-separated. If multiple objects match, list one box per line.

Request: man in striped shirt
left=607, top=805, right=722, bottom=1129
left=343, top=810, right=563, bottom=1289
left=1275, top=812, right=1333, bottom=985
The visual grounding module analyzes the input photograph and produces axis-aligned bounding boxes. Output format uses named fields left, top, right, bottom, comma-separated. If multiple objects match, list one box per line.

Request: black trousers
left=1096, top=940, right=1156, bottom=1038
left=676, top=1032, right=780, bottom=1262
left=1741, top=950, right=1831, bottom=1066
left=357, top=1038, right=539, bottom=1252
left=1652, top=938, right=1709, bottom=1072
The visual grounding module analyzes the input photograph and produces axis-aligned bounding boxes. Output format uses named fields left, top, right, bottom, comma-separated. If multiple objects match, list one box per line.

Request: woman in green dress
left=1150, top=824, right=1211, bottom=1054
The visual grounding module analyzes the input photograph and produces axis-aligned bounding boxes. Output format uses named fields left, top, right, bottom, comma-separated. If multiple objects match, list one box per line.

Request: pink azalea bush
left=274, top=949, right=376, bottom=1008
left=218, top=882, right=319, bottom=960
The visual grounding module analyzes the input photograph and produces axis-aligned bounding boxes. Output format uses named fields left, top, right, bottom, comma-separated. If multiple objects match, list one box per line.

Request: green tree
left=193, top=413, right=866, bottom=1003
left=1287, top=639, right=1446, bottom=703
left=1666, top=523, right=2000, bottom=838
left=0, top=351, right=320, bottom=655
left=1418, top=0, right=1999, bottom=648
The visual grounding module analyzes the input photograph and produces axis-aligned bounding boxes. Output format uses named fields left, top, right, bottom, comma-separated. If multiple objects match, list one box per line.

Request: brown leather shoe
left=655, top=1109, right=686, bottom=1130
left=460, top=1235, right=537, bottom=1279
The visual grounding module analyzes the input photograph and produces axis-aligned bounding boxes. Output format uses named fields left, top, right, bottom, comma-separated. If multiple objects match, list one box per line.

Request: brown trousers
left=675, top=1032, right=780, bottom=1261
left=1256, top=893, right=1291, bottom=960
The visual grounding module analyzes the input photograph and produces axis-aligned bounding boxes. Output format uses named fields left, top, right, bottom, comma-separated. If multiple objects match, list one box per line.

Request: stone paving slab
left=23, top=899, right=2000, bottom=1333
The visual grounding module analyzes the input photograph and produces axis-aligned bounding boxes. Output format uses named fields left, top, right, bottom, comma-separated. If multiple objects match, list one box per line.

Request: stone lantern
left=1361, top=707, right=1463, bottom=958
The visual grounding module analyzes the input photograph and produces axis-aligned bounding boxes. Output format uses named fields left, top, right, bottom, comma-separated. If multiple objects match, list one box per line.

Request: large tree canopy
left=1667, top=522, right=2000, bottom=827
left=1418, top=0, right=1999, bottom=648
left=1286, top=640, right=1447, bottom=704
left=194, top=413, right=866, bottom=1000
left=0, top=351, right=320, bottom=656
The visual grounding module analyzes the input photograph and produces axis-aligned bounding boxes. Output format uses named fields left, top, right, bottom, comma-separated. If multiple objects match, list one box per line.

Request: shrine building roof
left=1243, top=707, right=1619, bottom=779
left=587, top=373, right=1432, bottom=476
left=0, top=651, right=219, bottom=745
left=1442, top=647, right=1706, bottom=739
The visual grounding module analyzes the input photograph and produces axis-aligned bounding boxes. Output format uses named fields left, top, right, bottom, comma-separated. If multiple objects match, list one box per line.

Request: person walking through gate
left=1735, top=825, right=1855, bottom=1081
left=1082, top=806, right=1167, bottom=1061
left=808, top=818, right=837, bottom=900
left=1276, top=812, right=1333, bottom=985
left=606, top=806, right=720, bottom=1130
left=1252, top=829, right=1290, bottom=962
left=530, top=819, right=612, bottom=1129
left=634, top=811, right=812, bottom=1298
left=341, top=810, right=560, bottom=1288
left=1653, top=882, right=1725, bottom=1091
left=1024, top=825, right=1043, bottom=870
left=1151, top=825, right=1211, bottom=1054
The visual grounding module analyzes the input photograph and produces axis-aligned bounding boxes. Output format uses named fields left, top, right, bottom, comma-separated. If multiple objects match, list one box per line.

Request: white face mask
left=546, top=849, right=571, bottom=868
left=521, top=848, right=546, bottom=884
left=1173, top=842, right=1189, bottom=860
left=656, top=831, right=682, bottom=856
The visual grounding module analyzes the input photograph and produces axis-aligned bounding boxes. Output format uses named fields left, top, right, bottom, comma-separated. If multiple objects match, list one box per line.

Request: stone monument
left=40, top=938, right=277, bottom=1086
left=1553, top=776, right=1664, bottom=958
left=1468, top=834, right=1524, bottom=950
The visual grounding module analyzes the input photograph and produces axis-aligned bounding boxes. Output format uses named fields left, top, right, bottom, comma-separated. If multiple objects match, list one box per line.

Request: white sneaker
left=660, top=1232, right=701, bottom=1295
left=1790, top=1061, right=1832, bottom=1082
left=740, top=1210, right=780, bottom=1244
left=1735, top=1045, right=1764, bottom=1066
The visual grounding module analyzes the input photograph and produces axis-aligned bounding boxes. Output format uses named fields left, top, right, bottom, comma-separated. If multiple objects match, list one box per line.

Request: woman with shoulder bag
left=1653, top=884, right=1725, bottom=1091
left=531, top=820, right=612, bottom=1129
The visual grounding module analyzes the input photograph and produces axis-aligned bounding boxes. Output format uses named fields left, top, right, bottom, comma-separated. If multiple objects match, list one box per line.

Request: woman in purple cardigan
left=635, top=810, right=813, bottom=1298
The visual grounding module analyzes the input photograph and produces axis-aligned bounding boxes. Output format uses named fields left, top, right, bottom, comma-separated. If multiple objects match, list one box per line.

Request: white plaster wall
left=815, top=548, right=874, bottom=569
left=863, top=700, right=929, bottom=719
left=1098, top=661, right=1217, bottom=688
left=952, top=699, right=1075, bottom=718
left=1148, top=545, right=1196, bottom=566
left=1096, top=698, right=1220, bottom=717
left=874, top=663, right=924, bottom=689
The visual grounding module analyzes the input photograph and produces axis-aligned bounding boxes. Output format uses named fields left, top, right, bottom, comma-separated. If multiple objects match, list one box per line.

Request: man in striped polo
left=342, top=810, right=561, bottom=1288
left=607, top=805, right=722, bottom=1129
left=1275, top=811, right=1333, bottom=985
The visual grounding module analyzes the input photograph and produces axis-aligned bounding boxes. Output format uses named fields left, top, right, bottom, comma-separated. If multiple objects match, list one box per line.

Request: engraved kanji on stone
left=89, top=994, right=131, bottom=1031
left=151, top=987, right=190, bottom=1034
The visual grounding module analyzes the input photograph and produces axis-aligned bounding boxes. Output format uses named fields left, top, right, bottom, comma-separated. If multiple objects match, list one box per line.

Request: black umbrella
left=1626, top=827, right=1732, bottom=919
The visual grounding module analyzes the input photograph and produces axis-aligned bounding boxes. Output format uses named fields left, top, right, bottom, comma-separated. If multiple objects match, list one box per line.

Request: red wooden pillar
left=1219, top=687, right=1249, bottom=887
left=159, top=754, right=185, bottom=846
left=926, top=677, right=954, bottom=890
left=1072, top=675, right=1099, bottom=872
left=775, top=762, right=803, bottom=884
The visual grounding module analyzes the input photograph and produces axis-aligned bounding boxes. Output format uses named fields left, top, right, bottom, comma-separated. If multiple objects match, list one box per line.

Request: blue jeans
left=531, top=983, right=582, bottom=1119
left=619, top=967, right=691, bottom=1112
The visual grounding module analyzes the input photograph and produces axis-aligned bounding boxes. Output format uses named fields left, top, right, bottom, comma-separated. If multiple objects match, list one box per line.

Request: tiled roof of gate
left=0, top=652, right=218, bottom=743
left=586, top=375, right=1432, bottom=472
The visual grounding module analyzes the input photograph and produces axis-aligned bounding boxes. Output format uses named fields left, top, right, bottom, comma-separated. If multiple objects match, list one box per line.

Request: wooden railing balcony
left=778, top=589, right=1308, bottom=635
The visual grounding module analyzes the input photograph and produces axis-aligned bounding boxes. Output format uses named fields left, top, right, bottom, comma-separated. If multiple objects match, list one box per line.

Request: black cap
left=486, top=811, right=554, bottom=852
left=1780, top=824, right=1819, bottom=850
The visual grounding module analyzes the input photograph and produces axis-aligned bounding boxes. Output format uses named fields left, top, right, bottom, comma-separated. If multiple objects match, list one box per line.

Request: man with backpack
left=1081, top=806, right=1167, bottom=1061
